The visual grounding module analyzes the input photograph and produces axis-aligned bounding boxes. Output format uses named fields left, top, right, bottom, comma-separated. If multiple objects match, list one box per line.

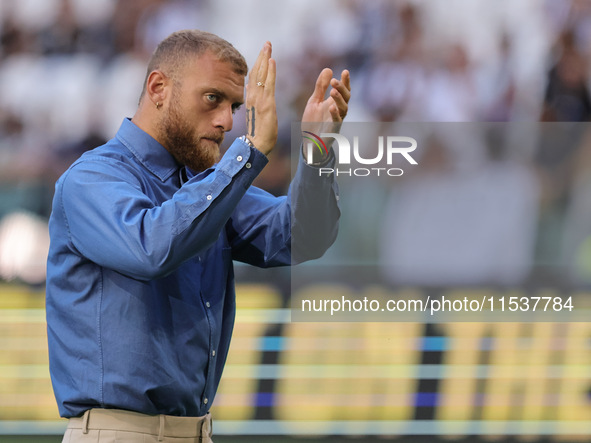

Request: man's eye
left=206, top=94, right=217, bottom=103
left=232, top=105, right=242, bottom=115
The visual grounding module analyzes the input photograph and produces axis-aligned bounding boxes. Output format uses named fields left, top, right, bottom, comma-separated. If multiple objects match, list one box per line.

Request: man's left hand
left=302, top=69, right=351, bottom=124
left=301, top=69, right=351, bottom=163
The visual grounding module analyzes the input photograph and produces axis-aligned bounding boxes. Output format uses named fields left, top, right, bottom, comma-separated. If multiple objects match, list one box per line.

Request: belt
left=67, top=408, right=212, bottom=440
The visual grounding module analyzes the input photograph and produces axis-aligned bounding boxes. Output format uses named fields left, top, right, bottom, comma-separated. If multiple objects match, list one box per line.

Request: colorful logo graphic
left=302, top=131, right=328, bottom=155
left=301, top=131, right=418, bottom=177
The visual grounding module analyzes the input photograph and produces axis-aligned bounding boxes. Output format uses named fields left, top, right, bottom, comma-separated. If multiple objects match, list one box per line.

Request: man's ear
left=146, top=70, right=169, bottom=109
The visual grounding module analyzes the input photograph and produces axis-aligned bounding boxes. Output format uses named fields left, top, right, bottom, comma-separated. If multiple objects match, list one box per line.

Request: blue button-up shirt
left=46, top=118, right=339, bottom=418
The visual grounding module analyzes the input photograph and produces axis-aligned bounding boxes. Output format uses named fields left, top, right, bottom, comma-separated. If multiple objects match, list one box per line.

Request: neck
left=132, top=102, right=164, bottom=147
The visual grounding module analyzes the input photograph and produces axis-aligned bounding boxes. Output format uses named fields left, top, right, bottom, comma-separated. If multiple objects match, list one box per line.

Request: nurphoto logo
left=303, top=131, right=418, bottom=177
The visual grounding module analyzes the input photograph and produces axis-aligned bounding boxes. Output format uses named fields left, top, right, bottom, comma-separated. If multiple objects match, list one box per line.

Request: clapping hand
left=302, top=69, right=351, bottom=163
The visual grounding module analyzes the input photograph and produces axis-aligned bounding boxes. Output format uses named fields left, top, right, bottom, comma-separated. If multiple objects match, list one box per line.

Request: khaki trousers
left=62, top=408, right=213, bottom=442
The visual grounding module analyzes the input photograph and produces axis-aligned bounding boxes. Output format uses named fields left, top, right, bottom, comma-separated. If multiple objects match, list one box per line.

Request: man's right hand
left=245, top=42, right=277, bottom=156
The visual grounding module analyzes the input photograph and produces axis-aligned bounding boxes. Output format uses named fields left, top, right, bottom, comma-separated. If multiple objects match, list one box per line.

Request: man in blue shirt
left=46, top=30, right=349, bottom=442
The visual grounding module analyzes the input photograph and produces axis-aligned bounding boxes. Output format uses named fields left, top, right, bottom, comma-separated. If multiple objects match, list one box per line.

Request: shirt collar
left=115, top=118, right=179, bottom=182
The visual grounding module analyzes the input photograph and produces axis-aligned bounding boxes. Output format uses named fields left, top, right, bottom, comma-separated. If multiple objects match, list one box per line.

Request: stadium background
left=0, top=0, right=590, bottom=441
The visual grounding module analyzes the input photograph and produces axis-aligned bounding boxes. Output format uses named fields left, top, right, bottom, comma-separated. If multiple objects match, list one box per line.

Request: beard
left=158, top=97, right=223, bottom=173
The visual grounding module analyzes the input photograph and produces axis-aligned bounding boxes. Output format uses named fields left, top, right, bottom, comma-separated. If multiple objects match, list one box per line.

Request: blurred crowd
left=1, top=0, right=591, bottom=286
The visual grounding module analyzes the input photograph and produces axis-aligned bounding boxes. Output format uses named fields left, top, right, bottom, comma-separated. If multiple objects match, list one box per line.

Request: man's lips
left=202, top=135, right=224, bottom=145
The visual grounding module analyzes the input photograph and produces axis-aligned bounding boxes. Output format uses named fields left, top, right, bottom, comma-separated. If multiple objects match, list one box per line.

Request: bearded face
left=150, top=53, right=245, bottom=172
left=158, top=87, right=223, bottom=173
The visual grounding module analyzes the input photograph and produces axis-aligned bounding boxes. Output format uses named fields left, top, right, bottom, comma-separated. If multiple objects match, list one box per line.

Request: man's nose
left=214, top=106, right=234, bottom=132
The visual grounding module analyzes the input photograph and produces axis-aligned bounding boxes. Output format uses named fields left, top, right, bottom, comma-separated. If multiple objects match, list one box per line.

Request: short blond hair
left=140, top=29, right=248, bottom=99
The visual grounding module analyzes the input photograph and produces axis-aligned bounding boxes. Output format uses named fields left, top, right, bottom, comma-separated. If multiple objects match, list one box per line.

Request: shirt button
left=212, top=350, right=216, bottom=357
left=205, top=301, right=211, bottom=308
left=236, top=155, right=243, bottom=162
left=204, top=398, right=208, bottom=405
left=206, top=194, right=212, bottom=201
left=245, top=162, right=251, bottom=169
